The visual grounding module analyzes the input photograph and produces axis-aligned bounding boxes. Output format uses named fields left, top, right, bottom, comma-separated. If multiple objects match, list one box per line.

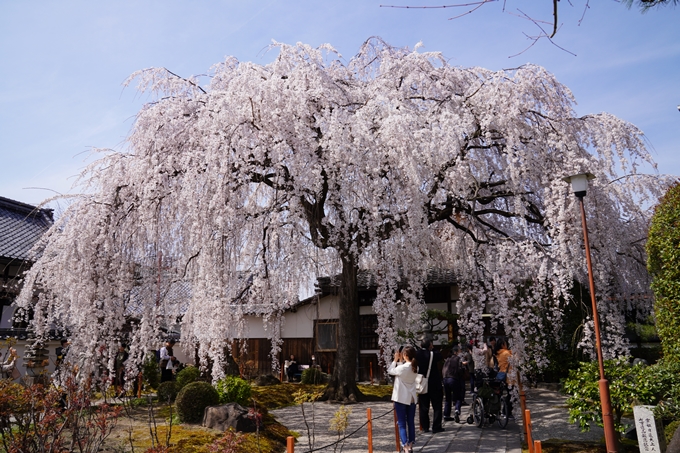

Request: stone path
left=270, top=386, right=611, bottom=453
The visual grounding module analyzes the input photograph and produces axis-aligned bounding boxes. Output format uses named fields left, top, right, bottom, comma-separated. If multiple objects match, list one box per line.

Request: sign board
left=634, top=405, right=667, bottom=453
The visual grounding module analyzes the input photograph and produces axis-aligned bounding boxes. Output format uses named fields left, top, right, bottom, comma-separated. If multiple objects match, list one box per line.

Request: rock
left=632, top=358, right=649, bottom=366
left=624, top=426, right=637, bottom=440
left=255, top=374, right=281, bottom=386
left=668, top=425, right=680, bottom=453
left=202, top=403, right=257, bottom=432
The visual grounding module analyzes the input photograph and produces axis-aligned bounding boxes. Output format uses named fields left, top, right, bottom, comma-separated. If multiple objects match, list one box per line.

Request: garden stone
left=255, top=374, right=281, bottom=386
left=203, top=403, right=256, bottom=432
left=669, top=425, right=680, bottom=453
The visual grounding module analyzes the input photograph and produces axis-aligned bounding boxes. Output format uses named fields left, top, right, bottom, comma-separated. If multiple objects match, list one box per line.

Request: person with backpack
left=442, top=345, right=466, bottom=422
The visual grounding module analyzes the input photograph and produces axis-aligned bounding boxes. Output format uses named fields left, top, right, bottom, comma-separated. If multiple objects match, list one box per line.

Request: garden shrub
left=564, top=358, right=654, bottom=433
left=157, top=381, right=178, bottom=403
left=300, top=367, right=326, bottom=385
left=647, top=182, right=680, bottom=364
left=565, top=358, right=680, bottom=435
left=175, top=381, right=219, bottom=423
left=143, top=354, right=161, bottom=389
left=176, top=365, right=201, bottom=392
left=215, top=375, right=252, bottom=407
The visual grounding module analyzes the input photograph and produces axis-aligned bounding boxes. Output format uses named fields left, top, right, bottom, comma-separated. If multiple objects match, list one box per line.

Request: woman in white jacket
left=388, top=346, right=418, bottom=453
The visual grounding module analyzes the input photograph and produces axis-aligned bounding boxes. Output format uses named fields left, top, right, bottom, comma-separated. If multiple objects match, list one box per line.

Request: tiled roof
left=0, top=196, right=53, bottom=261
left=317, top=268, right=457, bottom=292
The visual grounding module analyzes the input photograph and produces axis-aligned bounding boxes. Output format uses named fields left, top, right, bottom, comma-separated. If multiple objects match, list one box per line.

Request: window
left=315, top=320, right=338, bottom=351
left=360, top=315, right=379, bottom=350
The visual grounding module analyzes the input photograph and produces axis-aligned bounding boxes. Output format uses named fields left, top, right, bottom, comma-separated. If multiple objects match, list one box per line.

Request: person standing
left=286, top=355, right=299, bottom=382
left=56, top=339, right=69, bottom=367
left=114, top=344, right=129, bottom=396
left=462, top=344, right=474, bottom=403
left=159, top=339, right=177, bottom=383
left=442, top=345, right=466, bottom=422
left=0, top=347, right=19, bottom=380
left=415, top=338, right=444, bottom=433
left=388, top=346, right=419, bottom=453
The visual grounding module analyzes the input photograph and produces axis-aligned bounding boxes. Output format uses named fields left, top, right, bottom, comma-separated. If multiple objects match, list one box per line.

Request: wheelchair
left=466, top=369, right=511, bottom=429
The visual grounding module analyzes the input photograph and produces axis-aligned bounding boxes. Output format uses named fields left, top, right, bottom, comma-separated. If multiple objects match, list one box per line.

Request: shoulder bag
left=415, top=351, right=434, bottom=395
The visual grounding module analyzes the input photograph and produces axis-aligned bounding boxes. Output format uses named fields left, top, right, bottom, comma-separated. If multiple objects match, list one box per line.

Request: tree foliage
left=17, top=39, right=667, bottom=400
left=647, top=182, right=680, bottom=363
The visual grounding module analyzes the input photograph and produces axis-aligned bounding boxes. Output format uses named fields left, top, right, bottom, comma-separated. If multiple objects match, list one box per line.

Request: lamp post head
left=562, top=172, right=596, bottom=198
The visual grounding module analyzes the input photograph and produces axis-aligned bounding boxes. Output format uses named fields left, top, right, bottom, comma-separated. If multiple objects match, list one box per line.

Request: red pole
left=578, top=196, right=619, bottom=453
left=367, top=408, right=373, bottom=453
left=370, top=362, right=374, bottom=385
left=287, top=436, right=295, bottom=453
left=525, top=410, right=534, bottom=453
left=393, top=406, right=400, bottom=452
left=534, top=440, right=543, bottom=453
left=518, top=372, right=528, bottom=441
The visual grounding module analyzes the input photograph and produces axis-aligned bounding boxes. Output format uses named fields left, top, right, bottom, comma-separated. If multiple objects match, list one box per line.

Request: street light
left=562, top=172, right=619, bottom=453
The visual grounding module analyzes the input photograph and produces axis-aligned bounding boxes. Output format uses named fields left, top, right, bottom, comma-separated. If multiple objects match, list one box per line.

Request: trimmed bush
left=647, top=182, right=680, bottom=363
left=214, top=375, right=252, bottom=407
left=142, top=354, right=160, bottom=389
left=157, top=381, right=178, bottom=403
left=175, top=365, right=201, bottom=392
left=301, top=367, right=326, bottom=385
left=175, top=381, right=219, bottom=423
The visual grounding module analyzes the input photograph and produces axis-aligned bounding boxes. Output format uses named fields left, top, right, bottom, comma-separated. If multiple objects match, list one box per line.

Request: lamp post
left=562, top=173, right=619, bottom=453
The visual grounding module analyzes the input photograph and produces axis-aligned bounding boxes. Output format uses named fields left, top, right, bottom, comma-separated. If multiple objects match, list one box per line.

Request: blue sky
left=1, top=0, right=678, bottom=208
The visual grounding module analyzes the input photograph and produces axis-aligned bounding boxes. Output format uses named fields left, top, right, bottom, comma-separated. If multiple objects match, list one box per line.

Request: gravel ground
left=270, top=398, right=522, bottom=453
left=524, top=387, right=606, bottom=443
left=270, top=387, right=620, bottom=452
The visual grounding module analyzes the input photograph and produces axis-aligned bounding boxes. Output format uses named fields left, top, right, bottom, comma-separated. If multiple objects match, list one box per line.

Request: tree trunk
left=321, top=255, right=365, bottom=402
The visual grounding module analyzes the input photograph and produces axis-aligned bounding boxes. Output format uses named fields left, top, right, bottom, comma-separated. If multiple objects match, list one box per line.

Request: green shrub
left=157, top=381, right=178, bottom=403
left=175, top=381, right=220, bottom=423
left=142, top=354, right=161, bottom=389
left=647, top=182, right=680, bottom=364
left=564, top=358, right=654, bottom=433
left=301, top=367, right=326, bottom=385
left=214, top=375, right=252, bottom=407
left=175, top=365, right=201, bottom=392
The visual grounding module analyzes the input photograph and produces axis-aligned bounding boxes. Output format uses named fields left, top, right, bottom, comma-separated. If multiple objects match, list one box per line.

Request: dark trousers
left=161, top=368, right=174, bottom=383
left=443, top=377, right=464, bottom=417
left=418, top=386, right=443, bottom=431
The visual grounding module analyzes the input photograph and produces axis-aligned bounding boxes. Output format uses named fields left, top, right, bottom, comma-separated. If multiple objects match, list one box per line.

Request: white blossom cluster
left=17, top=39, right=668, bottom=382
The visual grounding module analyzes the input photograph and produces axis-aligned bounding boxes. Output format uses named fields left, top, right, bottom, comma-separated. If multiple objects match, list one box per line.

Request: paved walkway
left=271, top=398, right=521, bottom=453
left=270, top=386, right=609, bottom=453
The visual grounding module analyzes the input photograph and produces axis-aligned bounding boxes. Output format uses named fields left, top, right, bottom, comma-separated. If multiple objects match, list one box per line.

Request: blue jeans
left=394, top=401, right=416, bottom=447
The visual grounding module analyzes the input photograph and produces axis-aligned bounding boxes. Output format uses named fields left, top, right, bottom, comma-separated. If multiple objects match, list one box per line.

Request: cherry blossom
left=17, top=39, right=667, bottom=399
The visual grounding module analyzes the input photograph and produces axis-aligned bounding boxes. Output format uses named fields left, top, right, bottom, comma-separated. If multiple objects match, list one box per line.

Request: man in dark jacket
left=416, top=338, right=444, bottom=433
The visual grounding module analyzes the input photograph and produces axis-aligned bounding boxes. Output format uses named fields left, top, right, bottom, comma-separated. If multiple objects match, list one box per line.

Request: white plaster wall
left=282, top=295, right=340, bottom=338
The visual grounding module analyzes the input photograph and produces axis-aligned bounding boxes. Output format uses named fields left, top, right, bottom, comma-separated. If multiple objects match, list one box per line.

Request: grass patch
left=250, top=382, right=393, bottom=408
left=357, top=384, right=393, bottom=400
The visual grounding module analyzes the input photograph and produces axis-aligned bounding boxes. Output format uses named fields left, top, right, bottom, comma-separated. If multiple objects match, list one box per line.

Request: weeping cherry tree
left=18, top=39, right=667, bottom=401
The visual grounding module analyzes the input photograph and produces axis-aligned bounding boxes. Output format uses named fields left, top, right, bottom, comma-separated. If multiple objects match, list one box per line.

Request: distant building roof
left=296, top=268, right=458, bottom=306
left=0, top=196, right=54, bottom=261
left=316, top=268, right=457, bottom=293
